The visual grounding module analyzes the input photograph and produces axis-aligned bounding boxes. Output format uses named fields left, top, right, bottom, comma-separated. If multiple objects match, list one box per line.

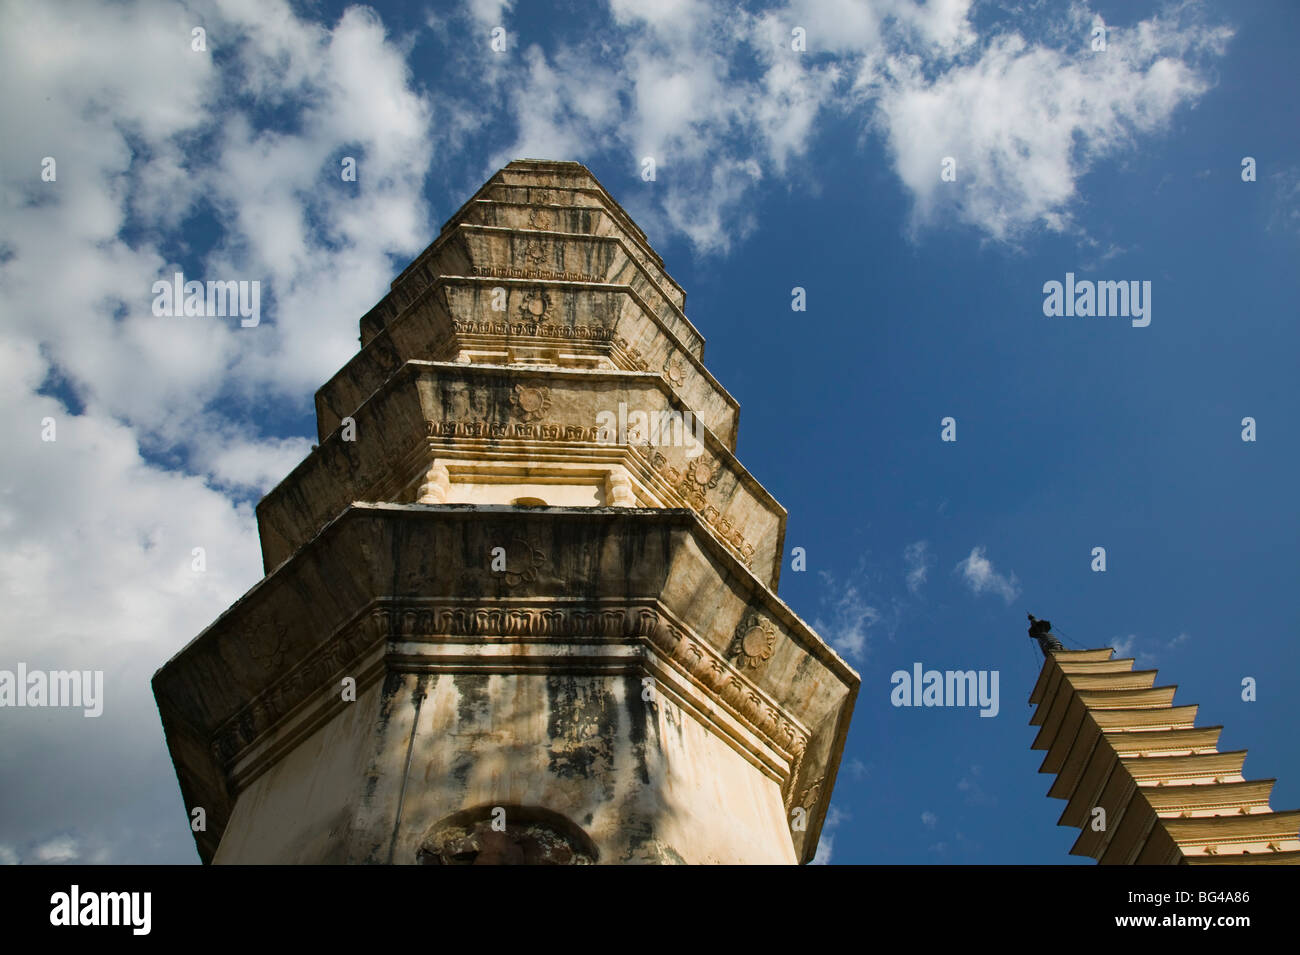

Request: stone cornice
left=432, top=161, right=676, bottom=285
left=155, top=504, right=858, bottom=865
left=384, top=223, right=704, bottom=358
left=211, top=600, right=813, bottom=809
left=261, top=362, right=786, bottom=585
left=322, top=273, right=739, bottom=449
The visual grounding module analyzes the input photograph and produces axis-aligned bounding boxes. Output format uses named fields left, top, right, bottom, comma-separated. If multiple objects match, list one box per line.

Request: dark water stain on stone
left=546, top=674, right=615, bottom=798
left=374, top=669, right=408, bottom=740
left=454, top=672, right=493, bottom=732
left=625, top=674, right=651, bottom=785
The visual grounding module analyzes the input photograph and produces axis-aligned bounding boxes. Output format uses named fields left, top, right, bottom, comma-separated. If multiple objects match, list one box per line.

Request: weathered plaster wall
left=213, top=680, right=383, bottom=864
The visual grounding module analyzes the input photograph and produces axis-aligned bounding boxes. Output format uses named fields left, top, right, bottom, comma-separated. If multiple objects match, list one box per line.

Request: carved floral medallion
left=509, top=383, right=552, bottom=422
left=730, top=614, right=776, bottom=670
left=687, top=457, right=721, bottom=491
left=662, top=355, right=688, bottom=387
left=519, top=289, right=550, bottom=319
left=248, top=620, right=289, bottom=671
left=523, top=238, right=549, bottom=265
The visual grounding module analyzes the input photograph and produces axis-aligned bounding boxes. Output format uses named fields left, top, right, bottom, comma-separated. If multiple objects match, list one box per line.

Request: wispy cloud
left=814, top=570, right=882, bottom=660
left=811, top=804, right=846, bottom=865
left=1267, top=165, right=1300, bottom=235
left=903, top=540, right=933, bottom=594
left=28, top=834, right=81, bottom=864
left=957, top=764, right=995, bottom=806
left=955, top=546, right=1020, bottom=603
left=1113, top=632, right=1190, bottom=666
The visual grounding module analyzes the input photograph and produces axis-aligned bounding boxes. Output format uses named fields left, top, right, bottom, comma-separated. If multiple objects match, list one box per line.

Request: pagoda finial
left=1027, top=613, right=1064, bottom=656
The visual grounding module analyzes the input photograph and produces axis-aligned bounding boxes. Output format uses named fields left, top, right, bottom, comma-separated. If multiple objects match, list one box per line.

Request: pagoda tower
left=153, top=159, right=859, bottom=864
left=1029, top=641, right=1300, bottom=863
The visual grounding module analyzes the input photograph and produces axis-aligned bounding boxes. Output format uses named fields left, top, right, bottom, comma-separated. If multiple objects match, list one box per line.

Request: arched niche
left=417, top=804, right=598, bottom=865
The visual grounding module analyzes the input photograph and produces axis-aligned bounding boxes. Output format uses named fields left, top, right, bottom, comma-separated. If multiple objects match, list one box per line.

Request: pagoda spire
left=1028, top=639, right=1300, bottom=864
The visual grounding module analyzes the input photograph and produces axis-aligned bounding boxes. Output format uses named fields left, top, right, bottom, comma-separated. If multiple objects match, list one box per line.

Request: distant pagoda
left=153, top=160, right=859, bottom=864
left=1029, top=635, right=1300, bottom=863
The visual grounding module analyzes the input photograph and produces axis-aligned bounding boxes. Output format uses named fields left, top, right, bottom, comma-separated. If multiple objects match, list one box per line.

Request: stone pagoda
left=153, top=159, right=860, bottom=864
left=1029, top=641, right=1300, bottom=863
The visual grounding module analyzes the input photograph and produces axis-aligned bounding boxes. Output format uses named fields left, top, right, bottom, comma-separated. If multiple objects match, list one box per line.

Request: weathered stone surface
left=266, top=362, right=779, bottom=582
left=316, top=277, right=737, bottom=447
left=435, top=160, right=681, bottom=303
left=369, top=224, right=703, bottom=361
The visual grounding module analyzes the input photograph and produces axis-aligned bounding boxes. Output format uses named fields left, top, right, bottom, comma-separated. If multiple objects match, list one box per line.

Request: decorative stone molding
left=642, top=449, right=755, bottom=566
left=420, top=418, right=759, bottom=568
left=417, top=416, right=759, bottom=568
left=426, top=421, right=603, bottom=441
left=470, top=264, right=603, bottom=283
left=606, top=466, right=636, bottom=507
left=796, top=776, right=823, bottom=812
left=645, top=614, right=808, bottom=760
left=211, top=602, right=812, bottom=800
left=451, top=319, right=615, bottom=341
left=211, top=612, right=386, bottom=763
left=613, top=336, right=650, bottom=371
left=374, top=604, right=662, bottom=640
left=417, top=463, right=451, bottom=504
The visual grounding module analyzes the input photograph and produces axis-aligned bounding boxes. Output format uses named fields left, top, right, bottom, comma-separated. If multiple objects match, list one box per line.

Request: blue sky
left=0, top=0, right=1297, bottom=864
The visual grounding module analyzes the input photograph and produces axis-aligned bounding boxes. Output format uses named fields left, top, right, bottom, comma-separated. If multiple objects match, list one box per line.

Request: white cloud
left=466, top=0, right=515, bottom=31
left=955, top=546, right=1020, bottom=603
left=811, top=834, right=834, bottom=865
left=868, top=3, right=1232, bottom=241
left=479, top=0, right=1229, bottom=251
left=903, top=540, right=932, bottom=593
left=814, top=571, right=882, bottom=659
left=28, top=835, right=81, bottom=865
left=921, top=810, right=937, bottom=829
left=0, top=0, right=437, bottom=864
left=810, top=804, right=845, bottom=865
